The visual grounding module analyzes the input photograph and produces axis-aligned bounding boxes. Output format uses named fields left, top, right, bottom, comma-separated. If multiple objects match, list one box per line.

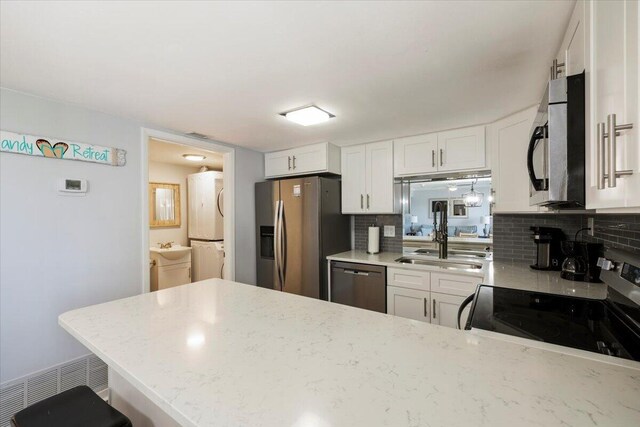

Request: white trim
left=140, top=128, right=236, bottom=293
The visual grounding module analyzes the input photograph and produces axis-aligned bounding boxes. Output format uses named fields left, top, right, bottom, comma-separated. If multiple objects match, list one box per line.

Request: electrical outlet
left=587, top=218, right=595, bottom=236
left=384, top=225, right=396, bottom=237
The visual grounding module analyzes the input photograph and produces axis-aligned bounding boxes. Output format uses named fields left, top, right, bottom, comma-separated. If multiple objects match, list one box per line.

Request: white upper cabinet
left=340, top=145, right=367, bottom=214
left=393, top=134, right=438, bottom=176
left=341, top=140, right=395, bottom=214
left=264, top=142, right=340, bottom=178
left=586, top=0, right=640, bottom=210
left=556, top=0, right=586, bottom=77
left=437, top=126, right=486, bottom=172
left=488, top=106, right=540, bottom=213
left=393, top=125, right=486, bottom=177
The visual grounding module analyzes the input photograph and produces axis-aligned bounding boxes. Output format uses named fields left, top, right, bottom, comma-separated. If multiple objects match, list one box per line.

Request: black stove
left=465, top=248, right=640, bottom=361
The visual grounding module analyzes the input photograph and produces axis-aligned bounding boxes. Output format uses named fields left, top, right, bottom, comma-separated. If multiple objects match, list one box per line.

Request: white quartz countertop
left=60, top=280, right=639, bottom=427
left=328, top=250, right=608, bottom=300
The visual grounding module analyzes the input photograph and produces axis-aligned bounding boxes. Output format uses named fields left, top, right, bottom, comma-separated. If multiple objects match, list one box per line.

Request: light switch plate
left=384, top=225, right=395, bottom=237
left=587, top=218, right=594, bottom=236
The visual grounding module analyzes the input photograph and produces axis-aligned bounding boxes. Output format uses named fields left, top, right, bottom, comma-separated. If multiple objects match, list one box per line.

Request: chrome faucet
left=432, top=201, right=448, bottom=259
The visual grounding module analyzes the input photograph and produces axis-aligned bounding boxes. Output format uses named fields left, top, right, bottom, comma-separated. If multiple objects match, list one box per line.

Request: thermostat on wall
left=58, top=178, right=88, bottom=196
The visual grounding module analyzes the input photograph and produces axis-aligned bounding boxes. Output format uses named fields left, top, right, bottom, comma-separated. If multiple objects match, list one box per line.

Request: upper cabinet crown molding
left=394, top=125, right=486, bottom=177
left=264, top=142, right=340, bottom=178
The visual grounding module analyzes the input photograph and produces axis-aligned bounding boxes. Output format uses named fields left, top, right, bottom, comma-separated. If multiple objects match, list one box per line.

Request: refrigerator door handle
left=278, top=200, right=286, bottom=288
left=273, top=201, right=282, bottom=290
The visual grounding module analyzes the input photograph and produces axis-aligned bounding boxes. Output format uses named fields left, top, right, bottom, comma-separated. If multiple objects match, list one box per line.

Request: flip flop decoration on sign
left=0, top=130, right=126, bottom=166
left=35, top=139, right=69, bottom=159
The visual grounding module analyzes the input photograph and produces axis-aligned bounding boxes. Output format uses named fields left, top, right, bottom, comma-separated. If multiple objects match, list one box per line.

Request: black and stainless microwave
left=527, top=72, right=585, bottom=208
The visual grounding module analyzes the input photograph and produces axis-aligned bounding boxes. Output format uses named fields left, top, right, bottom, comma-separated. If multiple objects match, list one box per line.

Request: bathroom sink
left=413, top=248, right=489, bottom=258
left=150, top=246, right=192, bottom=261
left=395, top=256, right=483, bottom=270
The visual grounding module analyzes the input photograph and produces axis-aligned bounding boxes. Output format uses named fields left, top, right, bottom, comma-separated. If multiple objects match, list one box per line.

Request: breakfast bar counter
left=60, top=279, right=640, bottom=427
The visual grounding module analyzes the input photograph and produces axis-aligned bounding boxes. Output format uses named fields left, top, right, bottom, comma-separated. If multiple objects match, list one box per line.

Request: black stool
left=11, top=385, right=131, bottom=427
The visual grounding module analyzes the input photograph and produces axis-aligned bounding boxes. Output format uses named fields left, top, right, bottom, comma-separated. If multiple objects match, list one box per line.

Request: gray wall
left=353, top=215, right=403, bottom=253
left=493, top=213, right=640, bottom=263
left=0, top=88, right=263, bottom=384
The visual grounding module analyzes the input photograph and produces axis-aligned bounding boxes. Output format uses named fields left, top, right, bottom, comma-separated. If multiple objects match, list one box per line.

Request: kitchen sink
left=394, top=256, right=483, bottom=270
left=413, top=248, right=489, bottom=258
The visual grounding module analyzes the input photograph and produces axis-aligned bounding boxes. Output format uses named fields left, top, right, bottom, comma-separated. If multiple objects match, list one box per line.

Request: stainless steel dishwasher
left=330, top=261, right=386, bottom=313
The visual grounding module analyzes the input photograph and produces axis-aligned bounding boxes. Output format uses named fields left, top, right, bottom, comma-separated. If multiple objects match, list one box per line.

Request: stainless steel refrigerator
left=255, top=176, right=350, bottom=300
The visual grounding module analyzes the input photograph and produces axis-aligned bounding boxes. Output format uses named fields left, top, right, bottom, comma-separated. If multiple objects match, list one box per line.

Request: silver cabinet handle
left=432, top=299, right=436, bottom=319
left=431, top=150, right=435, bottom=167
left=423, top=298, right=428, bottom=317
left=360, top=194, right=364, bottom=210
left=366, top=194, right=370, bottom=209
left=288, top=156, right=291, bottom=170
left=597, top=122, right=606, bottom=190
left=292, top=155, right=296, bottom=170
left=605, top=114, right=633, bottom=188
left=439, top=149, right=444, bottom=167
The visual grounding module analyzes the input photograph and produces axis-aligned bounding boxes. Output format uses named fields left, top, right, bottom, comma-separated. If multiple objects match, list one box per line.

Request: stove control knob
left=597, top=257, right=615, bottom=271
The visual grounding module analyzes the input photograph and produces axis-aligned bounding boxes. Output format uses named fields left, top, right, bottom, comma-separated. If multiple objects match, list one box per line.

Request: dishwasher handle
left=342, top=269, right=370, bottom=276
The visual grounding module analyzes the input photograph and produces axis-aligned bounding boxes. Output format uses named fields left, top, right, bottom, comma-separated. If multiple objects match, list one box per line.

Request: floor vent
left=0, top=354, right=108, bottom=427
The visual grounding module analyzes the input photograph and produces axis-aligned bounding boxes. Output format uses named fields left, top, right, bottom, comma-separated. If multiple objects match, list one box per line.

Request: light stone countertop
left=327, top=250, right=608, bottom=300
left=59, top=280, right=640, bottom=427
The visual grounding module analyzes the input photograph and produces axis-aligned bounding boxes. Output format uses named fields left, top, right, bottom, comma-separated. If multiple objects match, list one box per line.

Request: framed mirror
left=149, top=183, right=181, bottom=228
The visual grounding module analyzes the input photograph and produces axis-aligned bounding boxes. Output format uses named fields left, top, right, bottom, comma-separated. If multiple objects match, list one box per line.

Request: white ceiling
left=0, top=1, right=574, bottom=152
left=149, top=138, right=223, bottom=170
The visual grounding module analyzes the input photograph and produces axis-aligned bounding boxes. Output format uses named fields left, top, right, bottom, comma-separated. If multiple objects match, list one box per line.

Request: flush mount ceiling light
left=462, top=179, right=484, bottom=207
left=183, top=154, right=206, bottom=161
left=448, top=184, right=458, bottom=192
left=280, top=105, right=335, bottom=126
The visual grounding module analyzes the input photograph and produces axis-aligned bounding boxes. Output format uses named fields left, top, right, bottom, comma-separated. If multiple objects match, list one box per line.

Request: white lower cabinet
left=431, top=292, right=469, bottom=329
left=386, top=268, right=477, bottom=329
left=387, top=286, right=430, bottom=322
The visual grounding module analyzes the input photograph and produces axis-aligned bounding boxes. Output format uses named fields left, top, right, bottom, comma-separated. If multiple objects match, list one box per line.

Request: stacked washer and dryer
left=188, top=171, right=225, bottom=281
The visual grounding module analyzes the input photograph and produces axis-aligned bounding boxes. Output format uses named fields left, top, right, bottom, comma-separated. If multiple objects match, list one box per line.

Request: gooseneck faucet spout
left=432, top=201, right=448, bottom=259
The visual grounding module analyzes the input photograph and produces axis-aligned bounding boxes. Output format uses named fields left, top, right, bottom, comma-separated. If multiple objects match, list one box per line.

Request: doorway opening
left=142, top=129, right=235, bottom=293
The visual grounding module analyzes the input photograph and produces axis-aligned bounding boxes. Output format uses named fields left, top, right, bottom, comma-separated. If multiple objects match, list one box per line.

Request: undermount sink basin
left=150, top=246, right=192, bottom=260
left=395, top=256, right=483, bottom=270
left=413, top=248, right=489, bottom=258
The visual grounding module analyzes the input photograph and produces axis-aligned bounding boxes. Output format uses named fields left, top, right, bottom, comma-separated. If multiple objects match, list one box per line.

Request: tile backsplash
left=493, top=213, right=640, bottom=262
left=353, top=215, right=403, bottom=253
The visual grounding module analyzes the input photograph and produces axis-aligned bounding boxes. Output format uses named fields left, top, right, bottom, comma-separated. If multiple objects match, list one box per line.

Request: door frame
left=141, top=128, right=236, bottom=293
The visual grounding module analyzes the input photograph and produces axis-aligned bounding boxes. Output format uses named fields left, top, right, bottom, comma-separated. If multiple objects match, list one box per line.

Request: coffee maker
left=530, top=226, right=565, bottom=270
left=561, top=241, right=604, bottom=282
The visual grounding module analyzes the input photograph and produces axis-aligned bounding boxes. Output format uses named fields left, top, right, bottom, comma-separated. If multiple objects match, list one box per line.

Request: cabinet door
left=158, top=263, right=191, bottom=290
left=387, top=285, right=430, bottom=323
left=587, top=0, right=640, bottom=209
left=430, top=272, right=480, bottom=297
left=341, top=145, right=366, bottom=213
left=394, top=134, right=438, bottom=176
left=199, top=173, right=217, bottom=240
left=437, top=126, right=486, bottom=172
left=431, top=292, right=469, bottom=329
left=562, top=0, right=585, bottom=76
left=290, top=143, right=327, bottom=174
left=365, top=140, right=394, bottom=213
left=265, top=150, right=293, bottom=178
left=489, top=106, right=540, bottom=213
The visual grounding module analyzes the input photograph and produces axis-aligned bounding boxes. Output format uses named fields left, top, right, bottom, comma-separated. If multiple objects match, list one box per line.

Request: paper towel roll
left=368, top=226, right=380, bottom=254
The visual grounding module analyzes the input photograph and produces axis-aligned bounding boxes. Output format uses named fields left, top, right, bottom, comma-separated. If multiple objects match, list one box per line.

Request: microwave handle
left=527, top=125, right=547, bottom=191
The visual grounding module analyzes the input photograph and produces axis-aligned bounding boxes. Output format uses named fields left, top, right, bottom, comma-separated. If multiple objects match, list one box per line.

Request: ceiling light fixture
left=183, top=154, right=206, bottom=161
left=280, top=105, right=335, bottom=126
left=448, top=184, right=458, bottom=192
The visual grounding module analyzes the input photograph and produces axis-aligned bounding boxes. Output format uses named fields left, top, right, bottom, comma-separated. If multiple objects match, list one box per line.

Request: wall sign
left=0, top=130, right=126, bottom=166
